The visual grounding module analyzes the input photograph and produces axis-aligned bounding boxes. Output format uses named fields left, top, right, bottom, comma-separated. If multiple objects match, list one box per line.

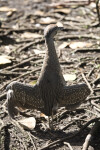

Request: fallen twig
left=59, top=34, right=100, bottom=40
left=93, top=87, right=100, bottom=92
left=0, top=71, right=21, bottom=76
left=75, top=48, right=100, bottom=53
left=6, top=27, right=43, bottom=35
left=82, top=121, right=100, bottom=150
left=96, top=0, right=100, bottom=24
left=18, top=39, right=44, bottom=52
left=45, top=1, right=94, bottom=8
left=40, top=118, right=100, bottom=150
left=0, top=93, right=6, bottom=101
left=62, top=114, right=86, bottom=131
left=92, top=77, right=100, bottom=85
left=11, top=128, right=27, bottom=150
left=0, top=67, right=41, bottom=91
left=27, top=131, right=37, bottom=150
left=1, top=99, right=7, bottom=114
left=80, top=69, right=93, bottom=94
left=0, top=119, right=4, bottom=131
left=91, top=100, right=100, bottom=110
left=64, top=142, right=73, bottom=150
left=94, top=106, right=100, bottom=113
left=3, top=56, right=40, bottom=71
left=87, top=95, right=100, bottom=100
left=85, top=109, right=99, bottom=117
left=87, top=67, right=95, bottom=77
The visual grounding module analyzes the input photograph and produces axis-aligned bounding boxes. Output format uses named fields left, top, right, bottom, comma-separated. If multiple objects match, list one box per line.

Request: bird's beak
left=58, top=26, right=64, bottom=31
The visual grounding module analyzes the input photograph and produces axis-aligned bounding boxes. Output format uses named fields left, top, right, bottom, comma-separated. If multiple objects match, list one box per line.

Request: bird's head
left=44, top=24, right=63, bottom=39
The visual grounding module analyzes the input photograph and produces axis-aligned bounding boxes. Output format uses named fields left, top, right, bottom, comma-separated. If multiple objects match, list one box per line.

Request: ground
left=0, top=0, right=100, bottom=150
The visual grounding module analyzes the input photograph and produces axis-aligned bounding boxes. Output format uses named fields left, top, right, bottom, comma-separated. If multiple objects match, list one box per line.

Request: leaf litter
left=0, top=0, right=100, bottom=150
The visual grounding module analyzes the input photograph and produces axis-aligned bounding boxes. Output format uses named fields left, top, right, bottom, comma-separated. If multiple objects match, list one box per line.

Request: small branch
left=82, top=121, right=100, bottom=150
left=18, top=39, right=44, bottom=52
left=92, top=77, right=100, bottom=85
left=11, top=118, right=25, bottom=132
left=85, top=109, right=99, bottom=117
left=6, top=27, right=43, bottom=35
left=40, top=118, right=100, bottom=150
left=87, top=67, right=95, bottom=77
left=91, top=100, right=100, bottom=110
left=75, top=48, right=100, bottom=53
left=1, top=99, right=8, bottom=114
left=94, top=106, right=100, bottom=113
left=0, top=93, right=6, bottom=101
left=12, top=128, right=27, bottom=150
left=87, top=95, right=100, bottom=100
left=27, top=132, right=37, bottom=150
left=61, top=114, right=86, bottom=131
left=0, top=67, right=41, bottom=91
left=0, top=71, right=21, bottom=76
left=88, top=0, right=91, bottom=4
left=80, top=69, right=93, bottom=94
left=93, top=87, right=100, bottom=92
left=64, top=142, right=73, bottom=150
left=0, top=119, right=4, bottom=131
left=3, top=55, right=40, bottom=71
left=96, top=0, right=100, bottom=24
left=59, top=34, right=100, bottom=40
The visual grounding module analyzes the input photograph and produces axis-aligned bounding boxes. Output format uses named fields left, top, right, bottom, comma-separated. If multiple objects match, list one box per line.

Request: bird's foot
left=48, top=117, right=55, bottom=130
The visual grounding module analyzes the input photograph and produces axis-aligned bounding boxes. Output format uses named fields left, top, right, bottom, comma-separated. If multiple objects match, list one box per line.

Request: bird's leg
left=51, top=110, right=54, bottom=127
left=56, top=112, right=59, bottom=124
left=53, top=102, right=59, bottom=123
left=48, top=111, right=54, bottom=130
left=49, top=101, right=59, bottom=129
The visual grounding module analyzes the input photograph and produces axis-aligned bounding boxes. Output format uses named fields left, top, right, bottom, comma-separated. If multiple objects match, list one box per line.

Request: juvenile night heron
left=6, top=24, right=90, bottom=128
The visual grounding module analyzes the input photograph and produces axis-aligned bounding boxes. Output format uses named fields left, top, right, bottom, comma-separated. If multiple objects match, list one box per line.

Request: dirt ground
left=0, top=0, right=100, bottom=150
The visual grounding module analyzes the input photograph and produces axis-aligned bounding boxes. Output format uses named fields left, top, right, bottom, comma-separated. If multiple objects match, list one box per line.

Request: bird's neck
left=44, top=37, right=60, bottom=67
left=37, top=36, right=65, bottom=85
left=45, top=38, right=57, bottom=57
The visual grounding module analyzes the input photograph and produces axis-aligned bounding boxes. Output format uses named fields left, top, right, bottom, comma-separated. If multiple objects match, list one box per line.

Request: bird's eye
left=55, top=31, right=57, bottom=34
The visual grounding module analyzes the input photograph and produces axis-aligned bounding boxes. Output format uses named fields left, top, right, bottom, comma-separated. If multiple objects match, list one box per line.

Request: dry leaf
left=33, top=49, right=45, bottom=55
left=7, top=11, right=14, bottom=17
left=21, top=32, right=42, bottom=39
left=18, top=117, right=36, bottom=130
left=58, top=42, right=69, bottom=50
left=5, top=46, right=11, bottom=53
left=34, top=10, right=45, bottom=16
left=39, top=17, right=56, bottom=24
left=29, top=80, right=37, bottom=85
left=90, top=2, right=96, bottom=8
left=48, top=2, right=66, bottom=9
left=0, top=55, right=12, bottom=65
left=54, top=8, right=71, bottom=14
left=56, top=22, right=63, bottom=28
left=31, top=0, right=42, bottom=2
left=63, top=74, right=76, bottom=81
left=69, top=41, right=93, bottom=49
left=0, top=7, right=17, bottom=12
left=40, top=113, right=48, bottom=120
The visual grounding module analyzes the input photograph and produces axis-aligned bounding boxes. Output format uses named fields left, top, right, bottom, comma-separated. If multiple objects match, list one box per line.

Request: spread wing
left=59, top=83, right=90, bottom=110
left=7, top=81, right=44, bottom=118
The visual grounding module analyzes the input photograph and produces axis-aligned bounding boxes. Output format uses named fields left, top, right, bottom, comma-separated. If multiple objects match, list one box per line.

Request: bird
left=6, top=24, right=90, bottom=128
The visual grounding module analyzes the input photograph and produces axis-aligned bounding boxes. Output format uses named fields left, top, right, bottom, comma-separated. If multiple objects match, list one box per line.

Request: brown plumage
left=6, top=24, right=90, bottom=125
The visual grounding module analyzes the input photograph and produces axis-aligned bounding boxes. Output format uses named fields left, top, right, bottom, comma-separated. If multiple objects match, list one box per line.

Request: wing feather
left=59, top=84, right=90, bottom=108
